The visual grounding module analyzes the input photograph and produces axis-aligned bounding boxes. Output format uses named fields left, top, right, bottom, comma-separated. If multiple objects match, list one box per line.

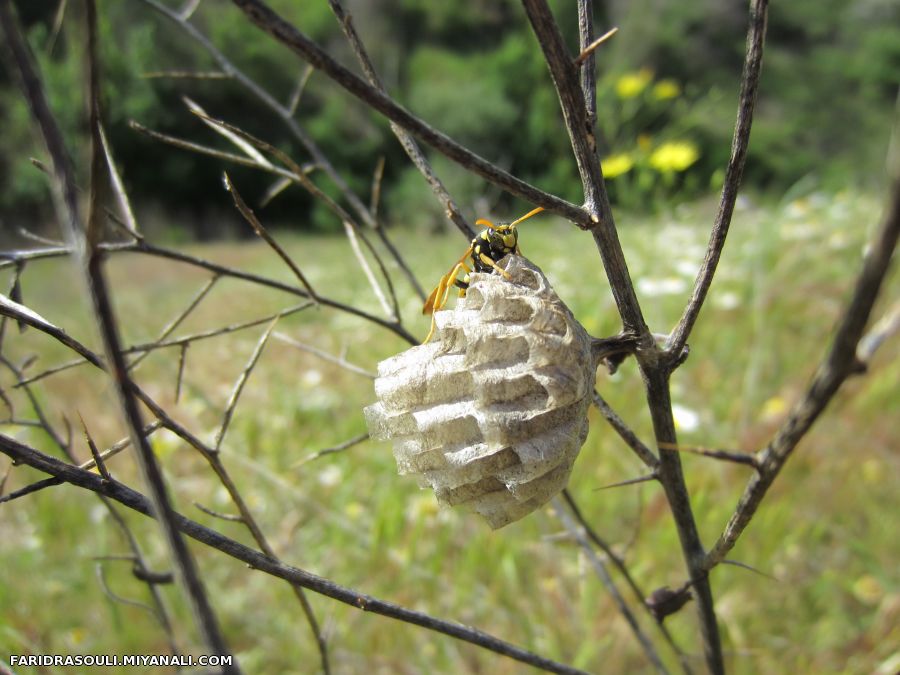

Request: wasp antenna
left=474, top=217, right=496, bottom=230
left=509, top=206, right=545, bottom=227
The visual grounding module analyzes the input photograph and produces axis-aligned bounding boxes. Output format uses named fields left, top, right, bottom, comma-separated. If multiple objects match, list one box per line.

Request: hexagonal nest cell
left=365, top=256, right=597, bottom=528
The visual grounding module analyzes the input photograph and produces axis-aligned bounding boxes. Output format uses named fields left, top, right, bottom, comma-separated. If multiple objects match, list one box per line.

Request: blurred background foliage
left=1, top=0, right=898, bottom=239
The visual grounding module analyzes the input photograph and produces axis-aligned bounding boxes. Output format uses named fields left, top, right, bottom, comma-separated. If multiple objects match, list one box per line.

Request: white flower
left=674, top=260, right=698, bottom=278
left=714, top=291, right=741, bottom=310
left=672, top=404, right=700, bottom=432
left=637, top=277, right=687, bottom=297
left=302, top=369, right=323, bottom=386
left=318, top=464, right=343, bottom=488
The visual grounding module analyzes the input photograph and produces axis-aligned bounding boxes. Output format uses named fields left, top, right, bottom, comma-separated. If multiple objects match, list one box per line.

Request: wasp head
left=485, top=223, right=518, bottom=252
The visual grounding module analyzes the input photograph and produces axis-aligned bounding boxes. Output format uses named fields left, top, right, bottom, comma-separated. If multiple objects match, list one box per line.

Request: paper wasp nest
left=365, top=256, right=596, bottom=528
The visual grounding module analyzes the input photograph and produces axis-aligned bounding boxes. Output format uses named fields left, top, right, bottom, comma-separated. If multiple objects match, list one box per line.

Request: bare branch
left=0, top=476, right=61, bottom=504
left=98, top=124, right=142, bottom=241
left=139, top=0, right=386, bottom=230
left=293, top=432, right=369, bottom=467
left=259, top=175, right=294, bottom=208
left=0, top=434, right=592, bottom=675
left=561, top=490, right=694, bottom=674
left=287, top=63, right=314, bottom=116
left=130, top=119, right=304, bottom=177
left=79, top=421, right=163, bottom=473
left=521, top=0, right=648, bottom=339
left=229, top=0, right=588, bottom=224
left=201, top=114, right=398, bottom=318
left=856, top=300, right=900, bottom=366
left=666, top=0, right=769, bottom=361
left=705, top=171, right=900, bottom=571
left=274, top=332, right=375, bottom=379
left=194, top=501, right=243, bottom=522
left=576, top=1, right=597, bottom=134
left=525, top=2, right=771, bottom=667
left=214, top=319, right=277, bottom=452
left=128, top=274, right=220, bottom=372
left=95, top=563, right=158, bottom=615
left=46, top=0, right=68, bottom=52
left=16, top=300, right=310, bottom=388
left=591, top=390, right=658, bottom=469
left=143, top=69, right=229, bottom=79
left=80, top=415, right=112, bottom=482
left=138, top=0, right=436, bottom=301
left=178, top=0, right=202, bottom=20
left=176, top=343, right=188, bottom=403
left=0, top=2, right=236, bottom=662
left=223, top=172, right=320, bottom=302
left=0, top=276, right=331, bottom=671
left=326, top=0, right=474, bottom=239
left=0, top=461, right=11, bottom=497
left=0, top=242, right=418, bottom=344
left=551, top=499, right=669, bottom=675
left=185, top=96, right=272, bottom=167
left=370, top=156, right=386, bottom=218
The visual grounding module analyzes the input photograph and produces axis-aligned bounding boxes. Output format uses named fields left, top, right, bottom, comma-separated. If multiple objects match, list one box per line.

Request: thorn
left=574, top=27, right=619, bottom=66
left=593, top=473, right=657, bottom=490
left=721, top=558, right=778, bottom=581
left=658, top=441, right=760, bottom=470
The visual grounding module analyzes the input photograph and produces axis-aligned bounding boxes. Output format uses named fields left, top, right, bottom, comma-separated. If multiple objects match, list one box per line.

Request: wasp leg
left=454, top=275, right=470, bottom=297
left=478, top=252, right=512, bottom=279
left=423, top=247, right=473, bottom=315
left=424, top=272, right=451, bottom=315
left=424, top=314, right=439, bottom=344
left=423, top=260, right=469, bottom=344
left=453, top=263, right=472, bottom=297
left=438, top=261, right=468, bottom=310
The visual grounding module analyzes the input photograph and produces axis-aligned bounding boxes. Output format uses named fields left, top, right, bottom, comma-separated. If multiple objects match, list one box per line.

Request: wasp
left=422, top=206, right=545, bottom=342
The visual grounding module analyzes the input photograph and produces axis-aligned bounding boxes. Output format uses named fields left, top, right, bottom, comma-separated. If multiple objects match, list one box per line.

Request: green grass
left=1, top=191, right=898, bottom=674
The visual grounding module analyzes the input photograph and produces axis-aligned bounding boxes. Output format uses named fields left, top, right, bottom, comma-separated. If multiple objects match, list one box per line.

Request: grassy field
left=1, top=191, right=898, bottom=674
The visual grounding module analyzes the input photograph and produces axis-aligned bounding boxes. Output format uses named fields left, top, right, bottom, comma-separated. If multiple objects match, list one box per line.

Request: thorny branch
left=666, top=0, right=769, bottom=362
left=551, top=499, right=668, bottom=675
left=560, top=489, right=694, bottom=675
left=2, top=1, right=895, bottom=674
left=0, top=433, right=591, bottom=675
left=0, top=322, right=178, bottom=655
left=705, top=166, right=900, bottom=571
left=521, top=1, right=722, bottom=670
left=138, top=0, right=426, bottom=299
left=325, top=0, right=475, bottom=240
left=229, top=0, right=589, bottom=224
left=0, top=241, right=418, bottom=345
left=0, top=1, right=236, bottom=665
left=0, top=287, right=332, bottom=672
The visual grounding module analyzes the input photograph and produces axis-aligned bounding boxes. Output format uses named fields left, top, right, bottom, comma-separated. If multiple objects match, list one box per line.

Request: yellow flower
left=652, top=79, right=681, bottom=100
left=649, top=141, right=700, bottom=173
left=602, top=152, right=634, bottom=178
left=760, top=395, right=788, bottom=421
left=615, top=68, right=653, bottom=99
left=851, top=575, right=882, bottom=606
left=344, top=501, right=365, bottom=520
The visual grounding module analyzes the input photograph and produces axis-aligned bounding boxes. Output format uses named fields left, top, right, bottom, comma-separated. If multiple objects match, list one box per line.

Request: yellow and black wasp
left=422, top=206, right=545, bottom=342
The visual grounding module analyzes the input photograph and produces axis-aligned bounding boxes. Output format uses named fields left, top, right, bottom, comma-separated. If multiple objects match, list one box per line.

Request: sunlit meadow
left=1, top=192, right=897, bottom=674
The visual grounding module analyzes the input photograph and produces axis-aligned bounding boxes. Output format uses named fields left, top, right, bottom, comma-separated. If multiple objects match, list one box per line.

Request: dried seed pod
left=365, top=256, right=596, bottom=528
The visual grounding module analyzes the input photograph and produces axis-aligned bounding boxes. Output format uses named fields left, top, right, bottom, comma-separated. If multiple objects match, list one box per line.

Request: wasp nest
left=365, top=256, right=596, bottom=528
